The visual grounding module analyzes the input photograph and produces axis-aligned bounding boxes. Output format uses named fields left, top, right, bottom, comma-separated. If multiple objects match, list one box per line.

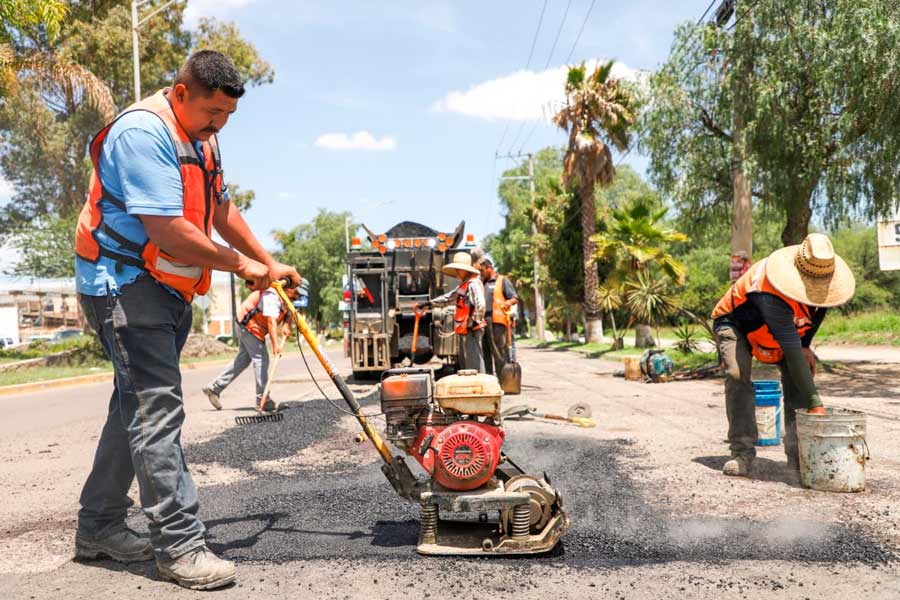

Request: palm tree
left=1, top=1, right=115, bottom=120
left=592, top=198, right=688, bottom=347
left=554, top=60, right=638, bottom=343
left=597, top=283, right=623, bottom=349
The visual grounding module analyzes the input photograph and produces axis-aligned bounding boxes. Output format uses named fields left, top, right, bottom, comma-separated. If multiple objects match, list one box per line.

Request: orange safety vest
left=238, top=290, right=288, bottom=341
left=490, top=274, right=510, bottom=326
left=711, top=259, right=814, bottom=364
left=75, top=89, right=222, bottom=302
left=453, top=277, right=484, bottom=335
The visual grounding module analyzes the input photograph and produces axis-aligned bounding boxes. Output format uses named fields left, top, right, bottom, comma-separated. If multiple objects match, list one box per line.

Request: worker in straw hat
left=418, top=251, right=487, bottom=372
left=711, top=233, right=855, bottom=478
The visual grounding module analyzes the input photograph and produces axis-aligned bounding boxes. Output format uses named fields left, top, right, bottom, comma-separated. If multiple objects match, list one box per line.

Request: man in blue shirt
left=73, top=51, right=299, bottom=591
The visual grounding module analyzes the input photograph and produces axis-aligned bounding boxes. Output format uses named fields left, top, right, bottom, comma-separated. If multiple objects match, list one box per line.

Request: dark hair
left=175, top=50, right=245, bottom=98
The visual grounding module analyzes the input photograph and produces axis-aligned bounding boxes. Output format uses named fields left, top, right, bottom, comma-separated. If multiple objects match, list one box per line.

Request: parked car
left=53, top=329, right=84, bottom=341
left=0, top=338, right=16, bottom=349
left=26, top=335, right=54, bottom=343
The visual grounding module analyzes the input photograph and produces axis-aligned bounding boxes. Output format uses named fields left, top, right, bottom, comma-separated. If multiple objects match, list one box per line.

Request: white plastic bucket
left=796, top=408, right=868, bottom=493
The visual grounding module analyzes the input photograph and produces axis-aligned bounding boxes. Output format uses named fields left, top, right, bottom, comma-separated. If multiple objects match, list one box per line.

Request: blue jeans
left=209, top=328, right=269, bottom=404
left=77, top=275, right=205, bottom=560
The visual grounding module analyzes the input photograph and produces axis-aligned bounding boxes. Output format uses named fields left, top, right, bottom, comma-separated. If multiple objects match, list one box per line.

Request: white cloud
left=431, top=59, right=642, bottom=122
left=313, top=131, right=397, bottom=152
left=183, top=0, right=256, bottom=25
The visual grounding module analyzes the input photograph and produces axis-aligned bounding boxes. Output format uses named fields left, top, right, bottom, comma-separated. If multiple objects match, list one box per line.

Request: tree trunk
left=781, top=202, right=812, bottom=246
left=634, top=323, right=655, bottom=348
left=580, top=183, right=602, bottom=342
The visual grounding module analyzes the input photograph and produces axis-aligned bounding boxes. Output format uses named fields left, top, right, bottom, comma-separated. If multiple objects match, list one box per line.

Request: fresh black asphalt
left=183, top=389, right=895, bottom=570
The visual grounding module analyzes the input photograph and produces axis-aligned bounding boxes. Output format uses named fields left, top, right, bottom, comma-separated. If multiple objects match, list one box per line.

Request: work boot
left=722, top=456, right=753, bottom=477
left=258, top=398, right=277, bottom=413
left=74, top=527, right=153, bottom=563
left=202, top=386, right=222, bottom=410
left=157, top=546, right=236, bottom=590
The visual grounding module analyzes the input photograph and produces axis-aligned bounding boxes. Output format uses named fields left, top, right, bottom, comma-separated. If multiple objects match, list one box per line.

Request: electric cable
left=293, top=319, right=386, bottom=422
left=727, top=0, right=761, bottom=31
left=697, top=0, right=717, bottom=24
left=516, top=0, right=574, bottom=152
left=496, top=0, right=549, bottom=154
left=564, top=0, right=598, bottom=64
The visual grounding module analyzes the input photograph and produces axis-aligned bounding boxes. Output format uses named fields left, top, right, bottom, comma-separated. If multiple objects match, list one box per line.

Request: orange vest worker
left=711, top=259, right=814, bottom=364
left=75, top=89, right=222, bottom=302
left=238, top=290, right=288, bottom=341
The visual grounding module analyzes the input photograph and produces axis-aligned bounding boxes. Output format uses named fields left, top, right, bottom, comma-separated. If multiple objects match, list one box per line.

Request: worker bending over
left=73, top=51, right=300, bottom=590
left=420, top=252, right=486, bottom=372
left=711, top=233, right=855, bottom=477
left=204, top=283, right=302, bottom=412
left=475, top=254, right=518, bottom=375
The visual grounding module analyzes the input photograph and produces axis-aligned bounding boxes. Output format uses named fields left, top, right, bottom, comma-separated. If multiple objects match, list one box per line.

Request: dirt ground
left=1, top=344, right=899, bottom=599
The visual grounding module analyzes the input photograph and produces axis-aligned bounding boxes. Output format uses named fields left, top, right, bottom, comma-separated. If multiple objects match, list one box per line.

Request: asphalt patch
left=184, top=395, right=896, bottom=569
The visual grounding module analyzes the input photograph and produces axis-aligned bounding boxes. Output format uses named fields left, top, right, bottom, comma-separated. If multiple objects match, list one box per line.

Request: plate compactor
left=271, top=280, right=569, bottom=556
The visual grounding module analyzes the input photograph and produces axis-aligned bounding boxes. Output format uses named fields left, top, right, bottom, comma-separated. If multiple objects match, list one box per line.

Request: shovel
left=501, top=404, right=595, bottom=428
left=498, top=313, right=522, bottom=395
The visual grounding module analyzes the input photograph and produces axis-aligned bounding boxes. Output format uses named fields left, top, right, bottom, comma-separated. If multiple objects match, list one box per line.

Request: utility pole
left=131, top=0, right=184, bottom=102
left=714, top=0, right=753, bottom=280
left=498, top=152, right=545, bottom=342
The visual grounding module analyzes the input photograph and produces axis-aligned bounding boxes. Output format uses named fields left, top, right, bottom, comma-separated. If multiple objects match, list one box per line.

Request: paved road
left=3, top=346, right=900, bottom=599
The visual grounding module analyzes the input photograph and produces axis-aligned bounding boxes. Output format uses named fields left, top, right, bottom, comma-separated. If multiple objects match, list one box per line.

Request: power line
left=525, top=0, right=550, bottom=69
left=697, top=0, right=717, bottom=24
left=509, top=0, right=574, bottom=155
left=727, top=0, right=761, bottom=31
left=496, top=0, right=549, bottom=154
left=554, top=0, right=729, bottom=232
left=565, top=0, right=598, bottom=64
left=542, top=0, right=572, bottom=70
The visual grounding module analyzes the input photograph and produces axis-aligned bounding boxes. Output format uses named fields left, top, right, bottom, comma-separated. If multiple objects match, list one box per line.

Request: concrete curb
left=0, top=358, right=236, bottom=397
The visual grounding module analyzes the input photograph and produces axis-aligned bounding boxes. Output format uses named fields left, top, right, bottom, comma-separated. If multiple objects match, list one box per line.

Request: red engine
left=412, top=420, right=504, bottom=491
left=380, top=369, right=505, bottom=491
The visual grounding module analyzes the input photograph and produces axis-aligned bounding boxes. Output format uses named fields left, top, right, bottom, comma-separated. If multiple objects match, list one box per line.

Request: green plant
left=673, top=323, right=701, bottom=354
left=624, top=271, right=678, bottom=346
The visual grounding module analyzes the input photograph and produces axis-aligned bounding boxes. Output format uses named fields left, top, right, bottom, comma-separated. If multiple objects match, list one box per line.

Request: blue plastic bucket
left=753, top=380, right=782, bottom=446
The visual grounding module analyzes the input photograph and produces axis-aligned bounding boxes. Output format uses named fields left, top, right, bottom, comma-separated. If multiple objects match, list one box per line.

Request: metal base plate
left=416, top=511, right=568, bottom=556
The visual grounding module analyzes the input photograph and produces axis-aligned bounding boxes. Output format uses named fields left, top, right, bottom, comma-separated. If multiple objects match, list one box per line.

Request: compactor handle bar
left=269, top=278, right=421, bottom=501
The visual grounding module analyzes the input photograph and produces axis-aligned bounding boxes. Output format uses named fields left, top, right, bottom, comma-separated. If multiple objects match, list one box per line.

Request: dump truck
left=344, top=220, right=476, bottom=378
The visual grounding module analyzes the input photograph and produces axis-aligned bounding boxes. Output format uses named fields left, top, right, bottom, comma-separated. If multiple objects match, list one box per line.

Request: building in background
left=0, top=277, right=79, bottom=342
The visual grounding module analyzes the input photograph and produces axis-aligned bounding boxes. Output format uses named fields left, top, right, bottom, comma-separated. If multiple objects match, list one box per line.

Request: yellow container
left=434, top=370, right=503, bottom=416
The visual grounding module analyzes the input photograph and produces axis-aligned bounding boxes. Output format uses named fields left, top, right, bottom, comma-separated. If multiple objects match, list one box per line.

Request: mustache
left=202, top=127, right=220, bottom=134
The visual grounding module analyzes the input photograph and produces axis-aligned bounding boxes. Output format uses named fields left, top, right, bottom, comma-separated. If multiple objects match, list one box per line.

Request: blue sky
left=0, top=0, right=713, bottom=271
left=185, top=0, right=713, bottom=252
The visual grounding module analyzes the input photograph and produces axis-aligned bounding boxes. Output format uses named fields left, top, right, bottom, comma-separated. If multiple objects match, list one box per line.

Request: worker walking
left=73, top=51, right=300, bottom=590
left=475, top=254, right=518, bottom=376
left=711, top=233, right=855, bottom=477
left=420, top=252, right=486, bottom=372
left=203, top=284, right=301, bottom=412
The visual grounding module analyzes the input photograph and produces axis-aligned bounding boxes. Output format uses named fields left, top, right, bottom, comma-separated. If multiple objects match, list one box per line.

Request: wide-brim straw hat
left=442, top=252, right=479, bottom=279
left=766, top=233, right=855, bottom=308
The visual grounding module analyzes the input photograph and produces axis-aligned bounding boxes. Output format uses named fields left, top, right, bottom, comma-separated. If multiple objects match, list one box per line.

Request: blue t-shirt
left=75, top=111, right=213, bottom=296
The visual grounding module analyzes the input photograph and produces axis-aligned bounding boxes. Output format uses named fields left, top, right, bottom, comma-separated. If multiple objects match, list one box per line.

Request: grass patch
left=0, top=352, right=242, bottom=388
left=815, top=312, right=900, bottom=346
left=0, top=365, right=112, bottom=387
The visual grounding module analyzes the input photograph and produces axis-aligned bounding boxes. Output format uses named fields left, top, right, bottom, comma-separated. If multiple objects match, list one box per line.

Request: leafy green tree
left=554, top=60, right=639, bottom=342
left=0, top=1, right=273, bottom=277
left=273, top=210, right=351, bottom=329
left=642, top=1, right=900, bottom=246
left=592, top=198, right=687, bottom=346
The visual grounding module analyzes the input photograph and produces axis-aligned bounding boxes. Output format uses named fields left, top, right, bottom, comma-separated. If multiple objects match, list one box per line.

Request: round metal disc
left=567, top=402, right=592, bottom=419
